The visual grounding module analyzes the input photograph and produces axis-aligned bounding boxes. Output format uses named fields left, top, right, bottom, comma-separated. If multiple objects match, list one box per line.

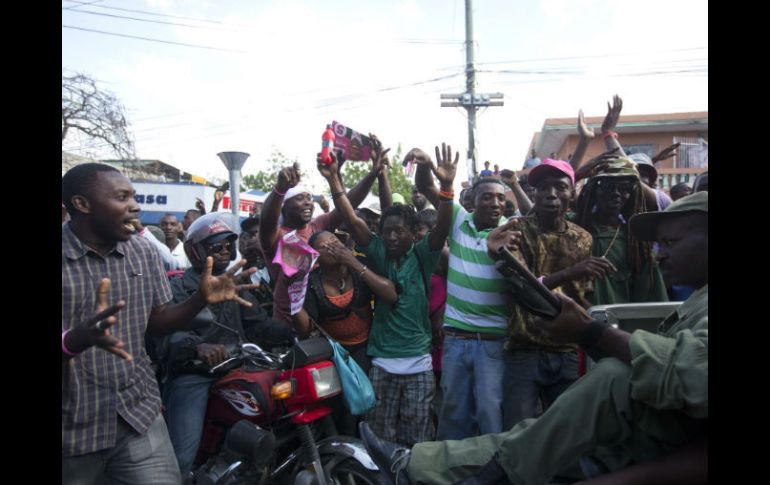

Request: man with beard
left=360, top=192, right=708, bottom=485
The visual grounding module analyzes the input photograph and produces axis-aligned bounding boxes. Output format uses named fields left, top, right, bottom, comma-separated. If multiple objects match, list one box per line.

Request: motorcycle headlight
left=311, top=365, right=342, bottom=399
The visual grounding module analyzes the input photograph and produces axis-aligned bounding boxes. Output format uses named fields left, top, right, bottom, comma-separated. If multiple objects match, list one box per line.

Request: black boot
left=359, top=422, right=412, bottom=485
left=454, top=455, right=512, bottom=485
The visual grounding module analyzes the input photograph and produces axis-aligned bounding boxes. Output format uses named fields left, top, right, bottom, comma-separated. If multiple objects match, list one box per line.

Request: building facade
left=527, top=112, right=708, bottom=189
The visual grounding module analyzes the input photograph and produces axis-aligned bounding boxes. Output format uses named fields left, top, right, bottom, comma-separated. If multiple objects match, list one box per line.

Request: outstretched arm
left=569, top=109, right=595, bottom=170
left=500, top=169, right=533, bottom=214
left=600, top=95, right=626, bottom=156
left=147, top=258, right=259, bottom=337
left=259, top=163, right=301, bottom=252
left=370, top=135, right=393, bottom=212
left=426, top=143, right=459, bottom=251
left=409, top=148, right=441, bottom=208
left=574, top=148, right=621, bottom=182
left=319, top=153, right=373, bottom=248
left=328, top=151, right=386, bottom=230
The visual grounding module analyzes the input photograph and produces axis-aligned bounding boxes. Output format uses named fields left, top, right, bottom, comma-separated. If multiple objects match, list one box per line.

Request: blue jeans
left=436, top=336, right=506, bottom=440
left=502, top=349, right=579, bottom=429
left=162, top=373, right=217, bottom=478
left=62, top=414, right=180, bottom=485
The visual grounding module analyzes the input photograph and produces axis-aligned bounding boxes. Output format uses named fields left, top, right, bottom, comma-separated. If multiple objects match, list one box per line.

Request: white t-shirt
left=168, top=240, right=191, bottom=270
left=372, top=355, right=432, bottom=375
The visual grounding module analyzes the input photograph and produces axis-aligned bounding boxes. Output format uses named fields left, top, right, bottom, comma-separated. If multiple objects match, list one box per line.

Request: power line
left=62, top=0, right=103, bottom=11
left=61, top=0, right=246, bottom=27
left=475, top=46, right=708, bottom=67
left=62, top=7, right=229, bottom=31
left=62, top=24, right=244, bottom=53
left=437, top=46, right=708, bottom=71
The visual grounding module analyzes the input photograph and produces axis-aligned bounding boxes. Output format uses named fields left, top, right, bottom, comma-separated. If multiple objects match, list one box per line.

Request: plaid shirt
left=62, top=223, right=172, bottom=457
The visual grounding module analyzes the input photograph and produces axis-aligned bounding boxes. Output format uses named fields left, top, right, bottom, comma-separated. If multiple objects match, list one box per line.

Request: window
left=623, top=144, right=655, bottom=158
left=673, top=136, right=708, bottom=169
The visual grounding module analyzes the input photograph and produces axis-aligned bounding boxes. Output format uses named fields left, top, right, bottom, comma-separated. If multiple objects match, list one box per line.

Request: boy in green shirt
left=318, top=143, right=458, bottom=446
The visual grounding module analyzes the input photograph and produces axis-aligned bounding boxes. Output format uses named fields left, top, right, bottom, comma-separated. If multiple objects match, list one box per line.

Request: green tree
left=242, top=149, right=297, bottom=192
left=341, top=144, right=414, bottom=201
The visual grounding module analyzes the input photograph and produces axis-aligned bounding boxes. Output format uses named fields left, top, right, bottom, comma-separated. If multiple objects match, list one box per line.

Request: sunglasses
left=596, top=180, right=635, bottom=194
left=205, top=240, right=233, bottom=254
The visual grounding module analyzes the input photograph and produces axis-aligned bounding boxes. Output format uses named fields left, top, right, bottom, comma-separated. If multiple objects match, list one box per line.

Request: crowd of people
left=62, top=95, right=708, bottom=485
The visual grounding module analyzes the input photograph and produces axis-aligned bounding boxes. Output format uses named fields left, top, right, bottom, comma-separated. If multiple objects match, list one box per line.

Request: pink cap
left=527, top=159, right=575, bottom=187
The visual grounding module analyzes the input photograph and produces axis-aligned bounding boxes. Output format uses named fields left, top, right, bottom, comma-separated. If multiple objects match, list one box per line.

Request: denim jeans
left=436, top=336, right=506, bottom=440
left=62, top=414, right=180, bottom=485
left=502, top=349, right=579, bottom=429
left=162, top=373, right=217, bottom=478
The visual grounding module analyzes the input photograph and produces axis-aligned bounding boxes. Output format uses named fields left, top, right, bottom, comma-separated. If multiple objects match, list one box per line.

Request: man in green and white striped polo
left=413, top=150, right=514, bottom=440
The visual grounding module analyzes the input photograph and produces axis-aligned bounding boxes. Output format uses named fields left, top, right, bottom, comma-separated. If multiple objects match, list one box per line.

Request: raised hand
left=276, top=162, right=301, bottom=193
left=199, top=257, right=259, bottom=307
left=601, top=95, right=623, bottom=134
left=403, top=148, right=433, bottom=167
left=652, top=143, right=681, bottom=164
left=195, top=198, right=206, bottom=215
left=577, top=109, right=595, bottom=139
left=433, top=143, right=459, bottom=189
left=499, top=168, right=519, bottom=189
left=369, top=133, right=392, bottom=176
left=317, top=150, right=340, bottom=180
left=67, top=278, right=131, bottom=361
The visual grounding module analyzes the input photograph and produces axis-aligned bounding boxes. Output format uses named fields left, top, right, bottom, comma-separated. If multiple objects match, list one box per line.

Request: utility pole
left=440, top=0, right=503, bottom=182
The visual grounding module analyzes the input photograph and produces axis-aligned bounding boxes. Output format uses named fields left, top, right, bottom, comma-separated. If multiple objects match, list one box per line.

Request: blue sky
left=62, top=0, right=707, bottom=190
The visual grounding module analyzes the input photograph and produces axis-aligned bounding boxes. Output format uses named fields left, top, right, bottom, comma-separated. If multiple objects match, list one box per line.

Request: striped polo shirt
left=444, top=204, right=510, bottom=334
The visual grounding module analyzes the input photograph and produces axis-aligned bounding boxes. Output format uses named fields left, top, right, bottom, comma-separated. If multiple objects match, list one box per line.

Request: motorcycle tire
left=326, top=458, right=381, bottom=485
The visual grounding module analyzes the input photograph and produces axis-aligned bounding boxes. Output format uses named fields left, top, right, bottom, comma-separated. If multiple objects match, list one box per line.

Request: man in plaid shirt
left=62, top=163, right=258, bottom=484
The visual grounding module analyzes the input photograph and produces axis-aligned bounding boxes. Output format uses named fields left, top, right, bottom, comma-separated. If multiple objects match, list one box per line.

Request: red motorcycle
left=187, top=337, right=380, bottom=485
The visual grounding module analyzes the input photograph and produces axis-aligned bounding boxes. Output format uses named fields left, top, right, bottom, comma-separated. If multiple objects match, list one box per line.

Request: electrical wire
left=62, top=24, right=244, bottom=53
left=62, top=7, right=230, bottom=31
left=61, top=0, right=247, bottom=27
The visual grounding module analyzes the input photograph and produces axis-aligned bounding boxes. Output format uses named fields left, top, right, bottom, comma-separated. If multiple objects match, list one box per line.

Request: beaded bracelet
left=602, top=131, right=618, bottom=140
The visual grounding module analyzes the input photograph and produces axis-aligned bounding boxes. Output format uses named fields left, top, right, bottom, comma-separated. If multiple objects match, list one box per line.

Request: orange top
left=319, top=289, right=372, bottom=346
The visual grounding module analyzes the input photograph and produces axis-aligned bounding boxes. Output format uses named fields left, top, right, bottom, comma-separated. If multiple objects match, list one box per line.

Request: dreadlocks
left=574, top=177, right=656, bottom=280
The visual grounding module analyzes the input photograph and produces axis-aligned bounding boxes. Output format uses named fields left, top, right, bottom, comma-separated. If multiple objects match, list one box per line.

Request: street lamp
left=217, top=151, right=250, bottom=217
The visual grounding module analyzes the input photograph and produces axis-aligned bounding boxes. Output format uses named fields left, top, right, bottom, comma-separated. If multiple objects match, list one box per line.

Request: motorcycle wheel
left=326, top=458, right=381, bottom=485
